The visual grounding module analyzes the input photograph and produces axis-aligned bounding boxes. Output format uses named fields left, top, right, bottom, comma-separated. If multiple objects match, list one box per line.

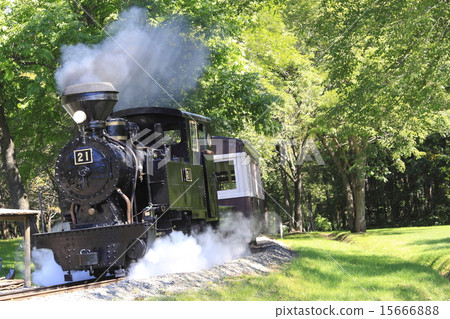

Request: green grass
left=0, top=237, right=25, bottom=279
left=148, top=225, right=449, bottom=301
left=328, top=225, right=450, bottom=277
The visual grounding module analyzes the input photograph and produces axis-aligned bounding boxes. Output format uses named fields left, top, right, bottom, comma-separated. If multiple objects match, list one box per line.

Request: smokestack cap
left=61, top=82, right=119, bottom=123
left=62, top=82, right=118, bottom=96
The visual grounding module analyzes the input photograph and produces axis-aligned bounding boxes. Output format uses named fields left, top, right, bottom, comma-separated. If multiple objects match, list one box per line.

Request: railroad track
left=0, top=277, right=123, bottom=301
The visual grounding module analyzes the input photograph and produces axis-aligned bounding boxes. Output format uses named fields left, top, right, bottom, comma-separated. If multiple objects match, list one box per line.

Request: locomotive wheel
left=93, top=268, right=110, bottom=279
left=183, top=222, right=192, bottom=236
left=173, top=221, right=191, bottom=236
left=209, top=220, right=220, bottom=230
left=173, top=215, right=192, bottom=235
left=191, top=220, right=207, bottom=234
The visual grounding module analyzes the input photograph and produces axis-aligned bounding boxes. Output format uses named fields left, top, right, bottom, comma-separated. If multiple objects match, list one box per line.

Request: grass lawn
left=328, top=225, right=450, bottom=277
left=0, top=237, right=25, bottom=279
left=149, top=225, right=449, bottom=301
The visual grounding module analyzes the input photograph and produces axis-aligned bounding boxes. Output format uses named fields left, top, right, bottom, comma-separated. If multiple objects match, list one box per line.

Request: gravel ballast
left=35, top=236, right=296, bottom=301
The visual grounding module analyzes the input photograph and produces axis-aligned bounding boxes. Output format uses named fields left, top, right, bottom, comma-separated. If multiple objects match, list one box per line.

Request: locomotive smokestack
left=61, top=82, right=118, bottom=124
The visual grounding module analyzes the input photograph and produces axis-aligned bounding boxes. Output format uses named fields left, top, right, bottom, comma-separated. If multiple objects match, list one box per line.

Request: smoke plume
left=55, top=7, right=208, bottom=110
left=129, top=213, right=254, bottom=278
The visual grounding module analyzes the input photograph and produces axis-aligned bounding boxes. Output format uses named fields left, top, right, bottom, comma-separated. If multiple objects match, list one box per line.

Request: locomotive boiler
left=33, top=82, right=220, bottom=280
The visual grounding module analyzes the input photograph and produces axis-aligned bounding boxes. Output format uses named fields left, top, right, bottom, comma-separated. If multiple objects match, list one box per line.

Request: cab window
left=189, top=120, right=199, bottom=152
left=215, top=160, right=237, bottom=190
left=164, top=129, right=181, bottom=145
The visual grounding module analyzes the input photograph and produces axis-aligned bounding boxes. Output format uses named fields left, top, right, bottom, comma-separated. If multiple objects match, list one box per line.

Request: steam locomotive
left=33, top=82, right=264, bottom=281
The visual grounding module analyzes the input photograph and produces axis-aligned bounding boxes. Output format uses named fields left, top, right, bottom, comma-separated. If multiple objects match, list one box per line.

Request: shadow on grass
left=366, top=226, right=449, bottom=236
left=411, top=237, right=450, bottom=246
left=325, top=232, right=356, bottom=243
left=293, top=246, right=449, bottom=300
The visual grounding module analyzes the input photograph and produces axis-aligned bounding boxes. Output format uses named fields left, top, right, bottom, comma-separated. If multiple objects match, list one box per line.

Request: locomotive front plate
left=55, top=136, right=132, bottom=205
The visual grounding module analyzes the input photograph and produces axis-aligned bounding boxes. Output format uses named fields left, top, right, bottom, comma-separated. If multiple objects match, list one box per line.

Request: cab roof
left=112, top=107, right=212, bottom=124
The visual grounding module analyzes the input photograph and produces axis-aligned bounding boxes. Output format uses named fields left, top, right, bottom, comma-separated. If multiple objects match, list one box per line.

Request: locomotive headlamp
left=73, top=110, right=87, bottom=124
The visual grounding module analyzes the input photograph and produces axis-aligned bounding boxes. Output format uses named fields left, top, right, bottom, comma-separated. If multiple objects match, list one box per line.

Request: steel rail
left=0, top=277, right=123, bottom=301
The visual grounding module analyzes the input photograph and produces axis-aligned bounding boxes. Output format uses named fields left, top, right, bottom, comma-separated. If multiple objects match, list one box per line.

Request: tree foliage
left=288, top=0, right=449, bottom=232
left=0, top=0, right=447, bottom=237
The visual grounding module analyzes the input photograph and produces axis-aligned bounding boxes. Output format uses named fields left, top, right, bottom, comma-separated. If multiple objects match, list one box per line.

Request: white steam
left=129, top=213, right=254, bottom=278
left=32, top=248, right=94, bottom=286
left=31, top=213, right=255, bottom=285
left=55, top=7, right=208, bottom=109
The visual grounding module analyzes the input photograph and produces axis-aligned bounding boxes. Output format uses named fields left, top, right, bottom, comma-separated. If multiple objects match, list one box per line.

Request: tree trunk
left=317, top=135, right=355, bottom=231
left=351, top=173, right=366, bottom=232
left=293, top=174, right=303, bottom=232
left=341, top=209, right=347, bottom=229
left=1, top=220, right=9, bottom=239
left=336, top=210, right=340, bottom=230
left=47, top=215, right=53, bottom=233
left=351, top=145, right=366, bottom=233
left=340, top=171, right=356, bottom=232
left=277, top=143, right=295, bottom=231
left=317, top=134, right=367, bottom=232
left=307, top=195, right=315, bottom=231
left=280, top=169, right=294, bottom=231
left=0, top=105, right=30, bottom=210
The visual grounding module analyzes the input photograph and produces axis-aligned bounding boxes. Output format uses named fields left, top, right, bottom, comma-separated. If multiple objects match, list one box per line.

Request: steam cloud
left=32, top=213, right=255, bottom=285
left=32, top=248, right=94, bottom=286
left=129, top=213, right=254, bottom=278
left=55, top=7, right=208, bottom=110
left=32, top=222, right=93, bottom=286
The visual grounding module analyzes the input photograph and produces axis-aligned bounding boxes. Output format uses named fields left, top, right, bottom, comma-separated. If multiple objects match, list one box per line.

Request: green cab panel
left=166, top=161, right=207, bottom=219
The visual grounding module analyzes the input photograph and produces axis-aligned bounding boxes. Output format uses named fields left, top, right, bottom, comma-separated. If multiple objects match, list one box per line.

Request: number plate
left=74, top=148, right=93, bottom=165
left=181, top=168, right=193, bottom=182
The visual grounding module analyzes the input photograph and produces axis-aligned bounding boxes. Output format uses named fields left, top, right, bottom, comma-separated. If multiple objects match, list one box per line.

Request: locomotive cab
left=112, top=107, right=220, bottom=233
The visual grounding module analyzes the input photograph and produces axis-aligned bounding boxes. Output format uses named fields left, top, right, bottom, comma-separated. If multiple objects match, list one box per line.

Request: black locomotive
left=33, top=82, right=221, bottom=280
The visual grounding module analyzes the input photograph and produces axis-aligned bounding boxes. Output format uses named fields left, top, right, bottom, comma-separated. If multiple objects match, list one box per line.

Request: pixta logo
left=126, top=128, right=171, bottom=176
left=126, top=129, right=258, bottom=175
left=278, top=138, right=325, bottom=166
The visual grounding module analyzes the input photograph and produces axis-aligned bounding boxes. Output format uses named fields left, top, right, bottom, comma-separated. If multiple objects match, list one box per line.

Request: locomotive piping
left=116, top=188, right=132, bottom=224
left=104, top=135, right=139, bottom=221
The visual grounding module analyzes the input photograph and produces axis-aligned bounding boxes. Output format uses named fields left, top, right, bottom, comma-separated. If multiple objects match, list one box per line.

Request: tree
left=236, top=7, right=327, bottom=232
left=0, top=0, right=115, bottom=223
left=0, top=102, right=29, bottom=210
left=364, top=133, right=450, bottom=227
left=148, top=0, right=280, bottom=134
left=0, top=0, right=32, bottom=210
left=290, top=0, right=449, bottom=232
